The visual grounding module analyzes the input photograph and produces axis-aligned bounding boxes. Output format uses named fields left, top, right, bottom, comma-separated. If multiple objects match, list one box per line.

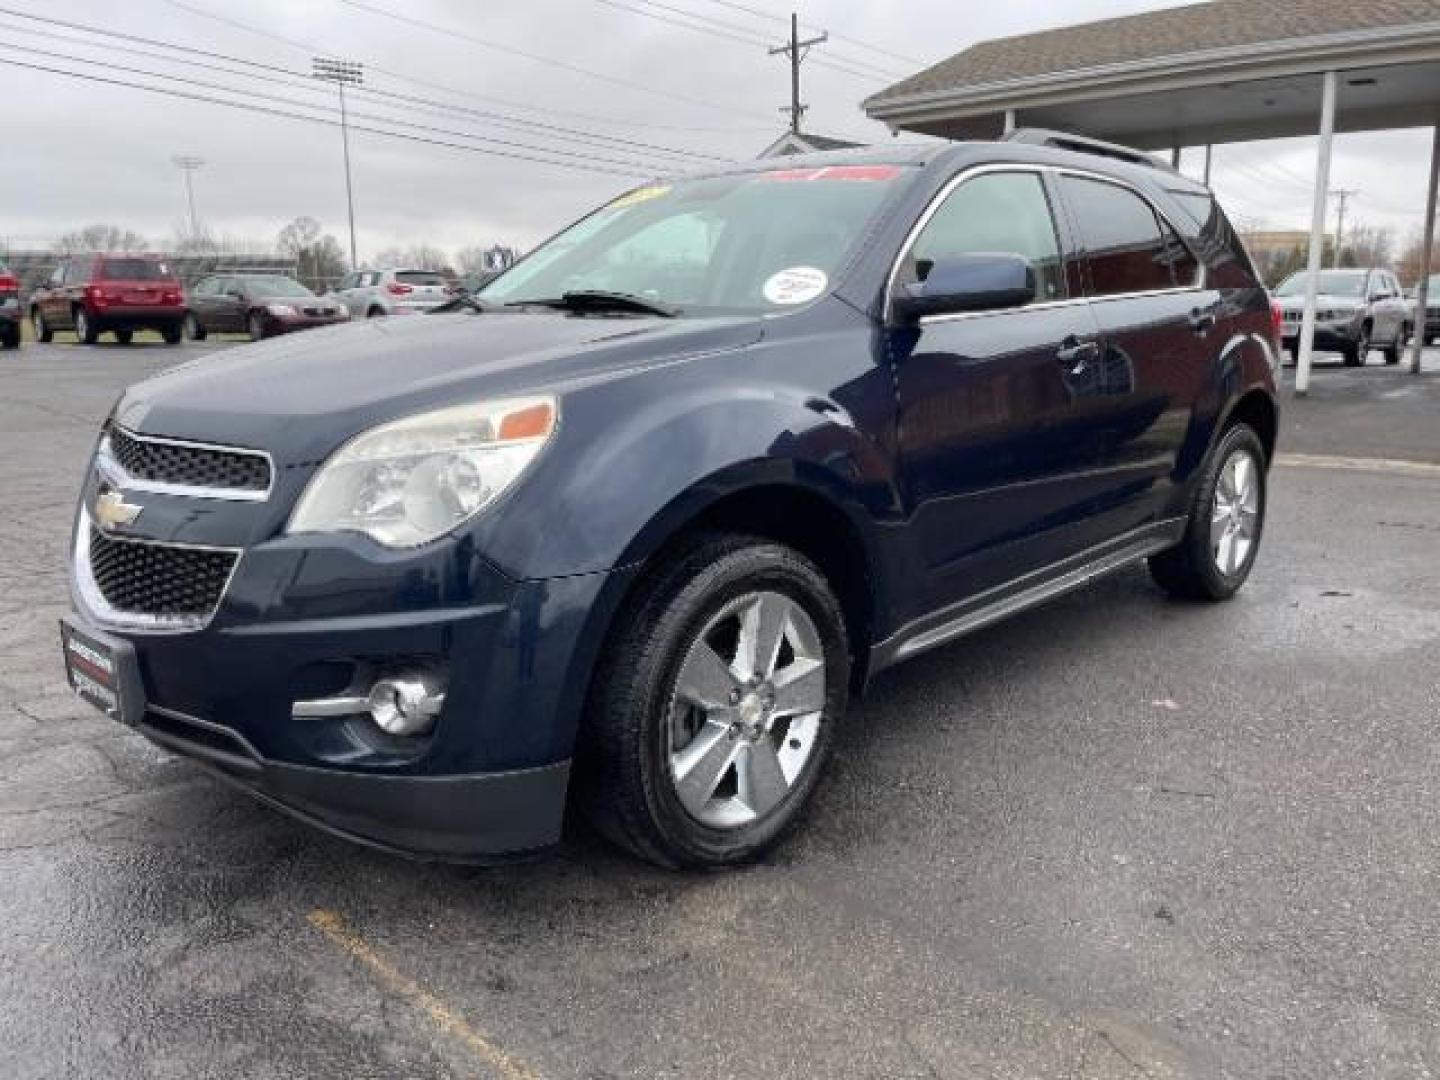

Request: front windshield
left=481, top=164, right=913, bottom=315
left=241, top=277, right=314, bottom=298
left=1275, top=270, right=1366, bottom=297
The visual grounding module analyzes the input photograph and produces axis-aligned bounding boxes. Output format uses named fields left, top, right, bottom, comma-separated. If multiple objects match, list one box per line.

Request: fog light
left=366, top=675, right=445, bottom=736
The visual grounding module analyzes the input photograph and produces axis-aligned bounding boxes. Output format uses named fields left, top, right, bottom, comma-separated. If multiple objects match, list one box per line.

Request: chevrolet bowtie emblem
left=95, top=488, right=142, bottom=530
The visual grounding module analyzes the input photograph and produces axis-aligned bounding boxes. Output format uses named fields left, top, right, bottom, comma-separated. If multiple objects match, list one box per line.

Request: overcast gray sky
left=0, top=0, right=1434, bottom=261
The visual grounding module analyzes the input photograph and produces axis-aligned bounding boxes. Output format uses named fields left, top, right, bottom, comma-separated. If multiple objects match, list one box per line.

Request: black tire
left=31, top=308, right=53, bottom=343
left=1383, top=325, right=1410, bottom=365
left=160, top=323, right=183, bottom=345
left=74, top=307, right=98, bottom=345
left=1149, top=423, right=1267, bottom=602
left=0, top=322, right=18, bottom=350
left=247, top=311, right=265, bottom=341
left=1343, top=323, right=1370, bottom=367
left=183, top=312, right=206, bottom=342
left=577, top=533, right=850, bottom=869
left=114, top=329, right=133, bottom=346
left=366, top=306, right=385, bottom=318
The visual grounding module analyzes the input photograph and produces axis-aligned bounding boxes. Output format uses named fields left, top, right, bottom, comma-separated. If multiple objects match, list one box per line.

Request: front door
left=891, top=167, right=1114, bottom=616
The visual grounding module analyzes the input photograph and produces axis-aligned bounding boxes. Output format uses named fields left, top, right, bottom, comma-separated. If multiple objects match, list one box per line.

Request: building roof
left=863, top=0, right=1440, bottom=149
left=757, top=131, right=864, bottom=158
left=867, top=0, right=1440, bottom=109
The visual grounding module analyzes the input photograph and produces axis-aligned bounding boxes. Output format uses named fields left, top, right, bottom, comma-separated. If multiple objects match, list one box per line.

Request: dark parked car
left=1274, top=266, right=1412, bottom=366
left=61, top=133, right=1279, bottom=868
left=184, top=273, right=350, bottom=341
left=31, top=254, right=185, bottom=344
left=0, top=263, right=20, bottom=349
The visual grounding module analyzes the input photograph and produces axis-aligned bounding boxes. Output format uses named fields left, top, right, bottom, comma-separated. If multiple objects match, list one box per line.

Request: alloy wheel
left=1211, top=448, right=1260, bottom=576
left=667, top=590, right=826, bottom=830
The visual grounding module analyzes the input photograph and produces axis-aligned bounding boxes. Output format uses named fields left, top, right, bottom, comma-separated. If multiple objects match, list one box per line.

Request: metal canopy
left=864, top=3, right=1440, bottom=393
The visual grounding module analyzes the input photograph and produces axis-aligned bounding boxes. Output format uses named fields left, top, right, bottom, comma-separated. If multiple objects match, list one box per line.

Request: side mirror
left=892, top=252, right=1037, bottom=323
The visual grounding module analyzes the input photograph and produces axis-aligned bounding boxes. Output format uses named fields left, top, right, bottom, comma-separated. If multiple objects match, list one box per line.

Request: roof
left=757, top=131, right=865, bottom=158
left=867, top=0, right=1440, bottom=108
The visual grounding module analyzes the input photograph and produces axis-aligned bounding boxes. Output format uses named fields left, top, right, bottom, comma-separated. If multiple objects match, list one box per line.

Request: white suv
left=331, top=268, right=453, bottom=319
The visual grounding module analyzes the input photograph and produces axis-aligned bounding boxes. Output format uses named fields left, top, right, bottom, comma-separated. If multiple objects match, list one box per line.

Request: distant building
left=757, top=131, right=863, bottom=158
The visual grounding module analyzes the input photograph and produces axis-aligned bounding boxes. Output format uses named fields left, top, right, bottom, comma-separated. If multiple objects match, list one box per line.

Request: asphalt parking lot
left=3, top=337, right=1439, bottom=1079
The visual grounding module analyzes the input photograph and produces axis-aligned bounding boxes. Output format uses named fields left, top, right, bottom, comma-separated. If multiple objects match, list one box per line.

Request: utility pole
left=313, top=57, right=364, bottom=270
left=769, top=13, right=827, bottom=136
left=171, top=155, right=204, bottom=240
left=1330, top=187, right=1357, bottom=267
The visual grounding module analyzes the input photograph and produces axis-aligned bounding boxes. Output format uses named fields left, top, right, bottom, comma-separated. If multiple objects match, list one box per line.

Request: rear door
left=1053, top=172, right=1215, bottom=529
left=891, top=166, right=1113, bottom=612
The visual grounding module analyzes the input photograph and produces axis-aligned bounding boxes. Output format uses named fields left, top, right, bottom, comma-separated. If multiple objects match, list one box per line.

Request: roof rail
left=1003, top=128, right=1177, bottom=174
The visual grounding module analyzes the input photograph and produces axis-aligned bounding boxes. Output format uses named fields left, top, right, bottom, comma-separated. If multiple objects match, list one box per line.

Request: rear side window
left=395, top=271, right=447, bottom=286
left=100, top=258, right=175, bottom=282
left=899, top=170, right=1066, bottom=304
left=1061, top=176, right=1197, bottom=296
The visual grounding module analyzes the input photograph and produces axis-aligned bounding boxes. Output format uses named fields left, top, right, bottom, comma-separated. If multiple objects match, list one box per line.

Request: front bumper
left=66, top=499, right=625, bottom=859
left=1281, top=319, right=1360, bottom=352
left=262, top=312, right=350, bottom=336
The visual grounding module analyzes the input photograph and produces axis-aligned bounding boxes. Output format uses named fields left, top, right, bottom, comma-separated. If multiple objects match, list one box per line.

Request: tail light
left=86, top=284, right=106, bottom=305
left=162, top=289, right=182, bottom=304
left=386, top=283, right=414, bottom=296
left=1268, top=297, right=1284, bottom=352
left=0, top=272, right=17, bottom=297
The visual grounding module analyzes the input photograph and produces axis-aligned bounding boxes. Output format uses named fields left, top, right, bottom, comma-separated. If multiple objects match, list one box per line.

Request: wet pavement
left=2, top=340, right=1439, bottom=1078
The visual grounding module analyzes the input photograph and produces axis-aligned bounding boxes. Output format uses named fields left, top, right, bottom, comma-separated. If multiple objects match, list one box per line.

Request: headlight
left=287, top=396, right=557, bottom=547
left=267, top=303, right=298, bottom=317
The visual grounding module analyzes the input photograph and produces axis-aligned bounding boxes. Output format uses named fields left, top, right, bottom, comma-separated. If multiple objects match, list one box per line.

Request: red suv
left=0, top=264, right=20, bottom=349
left=31, top=254, right=185, bottom=345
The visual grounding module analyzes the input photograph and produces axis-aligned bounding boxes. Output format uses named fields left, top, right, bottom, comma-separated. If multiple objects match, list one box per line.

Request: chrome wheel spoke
left=733, top=593, right=788, bottom=681
left=736, top=739, right=789, bottom=816
left=771, top=657, right=825, bottom=718
left=672, top=721, right=738, bottom=817
left=676, top=641, right=741, bottom=710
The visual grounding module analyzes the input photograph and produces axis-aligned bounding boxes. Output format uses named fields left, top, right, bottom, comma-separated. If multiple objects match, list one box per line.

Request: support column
left=1171, top=144, right=1181, bottom=168
left=1203, top=144, right=1213, bottom=185
left=1003, top=108, right=1016, bottom=135
left=1296, top=70, right=1338, bottom=397
left=1410, top=121, right=1438, bottom=374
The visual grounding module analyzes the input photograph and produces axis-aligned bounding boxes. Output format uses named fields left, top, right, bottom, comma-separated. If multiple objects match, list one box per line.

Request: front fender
left=472, top=350, right=897, bottom=581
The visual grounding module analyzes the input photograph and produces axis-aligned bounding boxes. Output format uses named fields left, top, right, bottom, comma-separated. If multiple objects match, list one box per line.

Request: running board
left=870, top=519, right=1185, bottom=674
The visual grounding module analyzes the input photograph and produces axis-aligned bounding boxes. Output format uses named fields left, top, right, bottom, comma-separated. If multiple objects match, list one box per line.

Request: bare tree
left=1338, top=223, right=1393, bottom=269
left=1397, top=232, right=1440, bottom=285
left=53, top=224, right=148, bottom=254
left=277, top=217, right=349, bottom=291
left=374, top=244, right=450, bottom=270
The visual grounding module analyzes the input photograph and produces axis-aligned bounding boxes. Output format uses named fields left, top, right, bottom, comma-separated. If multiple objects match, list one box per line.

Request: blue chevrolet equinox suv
left=61, top=132, right=1280, bottom=868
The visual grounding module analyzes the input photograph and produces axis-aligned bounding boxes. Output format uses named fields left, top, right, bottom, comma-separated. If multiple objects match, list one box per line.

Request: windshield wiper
left=506, top=290, right=679, bottom=318
left=429, top=293, right=495, bottom=314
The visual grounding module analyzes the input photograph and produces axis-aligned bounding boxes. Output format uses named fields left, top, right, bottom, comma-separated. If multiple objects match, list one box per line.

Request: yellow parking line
left=1275, top=453, right=1440, bottom=478
left=308, top=908, right=541, bottom=1080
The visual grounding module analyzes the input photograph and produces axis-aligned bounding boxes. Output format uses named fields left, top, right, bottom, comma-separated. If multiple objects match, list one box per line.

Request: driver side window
left=898, top=171, right=1066, bottom=304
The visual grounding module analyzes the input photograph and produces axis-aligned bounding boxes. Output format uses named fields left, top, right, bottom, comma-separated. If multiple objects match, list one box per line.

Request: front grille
left=107, top=426, right=271, bottom=494
left=88, top=526, right=237, bottom=618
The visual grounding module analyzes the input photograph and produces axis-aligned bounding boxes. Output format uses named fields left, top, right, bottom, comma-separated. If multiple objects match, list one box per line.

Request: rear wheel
left=114, top=329, right=133, bottom=346
left=73, top=307, right=98, bottom=345
left=31, top=308, right=52, bottom=343
left=183, top=312, right=206, bottom=342
left=160, top=322, right=183, bottom=345
left=1149, top=423, right=1267, bottom=602
left=578, top=534, right=849, bottom=868
left=367, top=306, right=385, bottom=318
left=0, top=322, right=18, bottom=349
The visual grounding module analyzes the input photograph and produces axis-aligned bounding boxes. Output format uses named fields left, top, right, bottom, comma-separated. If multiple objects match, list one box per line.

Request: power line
left=332, top=0, right=777, bottom=121
left=592, top=0, right=899, bottom=82
left=0, top=52, right=651, bottom=179
left=0, top=6, right=729, bottom=165
left=692, top=0, right=925, bottom=67
left=153, top=0, right=772, bottom=134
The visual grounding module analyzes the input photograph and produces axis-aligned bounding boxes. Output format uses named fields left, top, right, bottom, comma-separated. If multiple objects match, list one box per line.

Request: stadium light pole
left=171, top=155, right=204, bottom=240
left=312, top=57, right=363, bottom=269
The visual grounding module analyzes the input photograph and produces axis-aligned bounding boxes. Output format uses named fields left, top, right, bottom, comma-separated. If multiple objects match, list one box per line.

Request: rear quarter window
left=1165, top=188, right=1258, bottom=290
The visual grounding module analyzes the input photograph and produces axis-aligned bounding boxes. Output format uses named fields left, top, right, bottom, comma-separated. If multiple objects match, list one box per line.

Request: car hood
left=114, top=310, right=763, bottom=453
left=1275, top=293, right=1362, bottom=311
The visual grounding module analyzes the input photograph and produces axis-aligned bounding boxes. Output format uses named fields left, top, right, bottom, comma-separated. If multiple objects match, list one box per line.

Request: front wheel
left=74, top=307, right=98, bottom=345
left=1343, top=324, right=1370, bottom=367
left=247, top=312, right=266, bottom=341
left=32, top=309, right=53, bottom=343
left=1149, top=423, right=1267, bottom=601
left=578, top=534, right=850, bottom=868
left=183, top=313, right=206, bottom=342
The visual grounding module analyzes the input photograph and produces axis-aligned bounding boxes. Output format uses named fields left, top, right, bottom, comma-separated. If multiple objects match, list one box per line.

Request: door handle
left=1056, top=336, right=1099, bottom=375
left=1189, top=307, right=1217, bottom=334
